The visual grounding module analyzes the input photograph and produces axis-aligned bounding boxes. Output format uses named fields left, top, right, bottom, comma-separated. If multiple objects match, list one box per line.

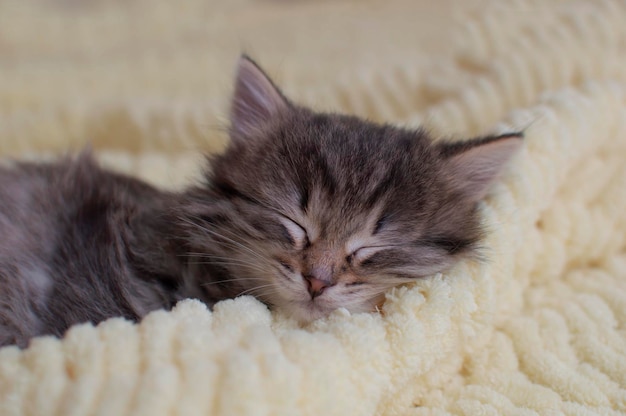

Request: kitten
left=0, top=56, right=522, bottom=347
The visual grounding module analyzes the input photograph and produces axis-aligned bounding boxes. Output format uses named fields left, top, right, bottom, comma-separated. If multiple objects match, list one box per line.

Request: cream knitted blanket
left=1, top=0, right=625, bottom=414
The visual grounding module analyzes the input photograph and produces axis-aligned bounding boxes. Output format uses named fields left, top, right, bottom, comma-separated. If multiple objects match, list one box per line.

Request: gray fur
left=0, top=56, right=522, bottom=347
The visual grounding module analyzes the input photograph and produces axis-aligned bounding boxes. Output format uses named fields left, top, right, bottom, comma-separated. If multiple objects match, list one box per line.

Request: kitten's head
left=178, top=56, right=522, bottom=322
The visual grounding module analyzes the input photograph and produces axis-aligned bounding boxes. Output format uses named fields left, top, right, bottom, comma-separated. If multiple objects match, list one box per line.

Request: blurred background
left=0, top=0, right=487, bottom=160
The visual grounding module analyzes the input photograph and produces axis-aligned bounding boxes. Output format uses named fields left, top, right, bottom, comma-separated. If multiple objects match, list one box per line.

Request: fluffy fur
left=0, top=56, right=521, bottom=347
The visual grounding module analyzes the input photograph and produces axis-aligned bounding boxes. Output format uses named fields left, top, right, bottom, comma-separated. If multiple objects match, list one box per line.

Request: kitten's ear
left=441, top=133, right=523, bottom=201
left=230, top=55, right=290, bottom=140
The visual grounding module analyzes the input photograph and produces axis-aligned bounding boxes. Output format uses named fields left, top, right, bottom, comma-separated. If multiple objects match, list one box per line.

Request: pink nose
left=304, top=276, right=332, bottom=299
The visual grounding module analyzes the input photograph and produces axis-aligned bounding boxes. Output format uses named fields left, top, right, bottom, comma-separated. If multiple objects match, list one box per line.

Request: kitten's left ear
left=441, top=133, right=523, bottom=201
left=230, top=55, right=290, bottom=140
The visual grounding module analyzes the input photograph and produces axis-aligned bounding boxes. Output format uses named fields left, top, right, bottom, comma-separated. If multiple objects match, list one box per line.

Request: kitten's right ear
left=230, top=55, right=290, bottom=141
left=440, top=133, right=523, bottom=202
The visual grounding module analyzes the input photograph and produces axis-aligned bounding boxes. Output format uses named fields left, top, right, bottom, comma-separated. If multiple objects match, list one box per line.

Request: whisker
left=187, top=260, right=268, bottom=273
left=240, top=288, right=283, bottom=301
left=184, top=214, right=254, bottom=243
left=183, top=252, right=271, bottom=274
left=184, top=253, right=265, bottom=265
left=201, top=277, right=267, bottom=287
left=184, top=255, right=267, bottom=273
left=182, top=240, right=261, bottom=262
left=179, top=216, right=266, bottom=262
left=235, top=285, right=286, bottom=301
left=236, top=283, right=277, bottom=297
left=187, top=217, right=258, bottom=243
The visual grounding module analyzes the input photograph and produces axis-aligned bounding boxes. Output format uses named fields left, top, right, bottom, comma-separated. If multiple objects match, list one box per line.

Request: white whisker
left=188, top=259, right=268, bottom=274
left=237, top=283, right=278, bottom=297
left=201, top=277, right=267, bottom=287
left=178, top=216, right=266, bottom=262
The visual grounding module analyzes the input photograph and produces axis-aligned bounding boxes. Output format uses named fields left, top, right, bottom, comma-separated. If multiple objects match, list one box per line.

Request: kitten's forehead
left=297, top=188, right=402, bottom=251
left=214, top=109, right=441, bottom=235
left=275, top=114, right=432, bottom=193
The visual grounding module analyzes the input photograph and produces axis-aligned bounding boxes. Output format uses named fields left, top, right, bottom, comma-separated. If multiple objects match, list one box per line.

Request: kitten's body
left=0, top=156, right=177, bottom=346
left=0, top=56, right=522, bottom=347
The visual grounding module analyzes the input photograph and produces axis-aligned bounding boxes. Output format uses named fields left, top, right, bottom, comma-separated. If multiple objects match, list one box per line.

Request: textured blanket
left=1, top=0, right=625, bottom=414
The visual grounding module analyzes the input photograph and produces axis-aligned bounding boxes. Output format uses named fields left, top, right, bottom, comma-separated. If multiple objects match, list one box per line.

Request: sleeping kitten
left=0, top=56, right=522, bottom=347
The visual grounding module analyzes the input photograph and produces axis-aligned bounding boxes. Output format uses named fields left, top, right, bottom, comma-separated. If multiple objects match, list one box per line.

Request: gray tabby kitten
left=0, top=56, right=522, bottom=348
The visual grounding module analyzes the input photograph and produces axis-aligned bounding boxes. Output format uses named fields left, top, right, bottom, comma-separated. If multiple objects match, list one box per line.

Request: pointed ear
left=230, top=55, right=290, bottom=140
left=441, top=133, right=523, bottom=201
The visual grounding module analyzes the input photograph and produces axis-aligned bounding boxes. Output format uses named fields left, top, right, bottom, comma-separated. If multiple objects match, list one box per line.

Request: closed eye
left=350, top=246, right=407, bottom=269
left=351, top=246, right=389, bottom=264
left=279, top=216, right=310, bottom=250
left=373, top=214, right=389, bottom=235
left=278, top=261, right=294, bottom=273
left=419, top=237, right=474, bottom=255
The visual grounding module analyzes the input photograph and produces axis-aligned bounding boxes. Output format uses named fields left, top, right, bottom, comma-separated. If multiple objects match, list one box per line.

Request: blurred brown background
left=0, top=0, right=486, bottom=158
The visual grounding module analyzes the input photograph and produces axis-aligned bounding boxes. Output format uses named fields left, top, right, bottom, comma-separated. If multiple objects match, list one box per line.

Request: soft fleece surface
left=1, top=0, right=626, bottom=415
